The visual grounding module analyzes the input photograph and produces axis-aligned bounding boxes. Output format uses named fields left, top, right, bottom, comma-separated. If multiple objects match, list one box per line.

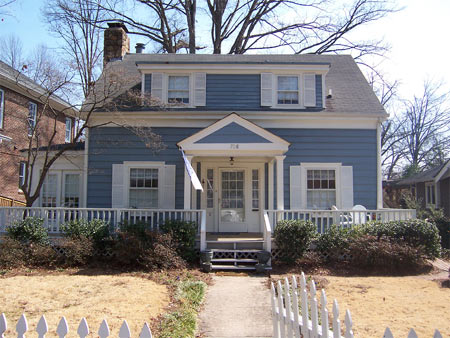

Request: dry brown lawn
left=322, top=276, right=450, bottom=338
left=0, top=272, right=169, bottom=337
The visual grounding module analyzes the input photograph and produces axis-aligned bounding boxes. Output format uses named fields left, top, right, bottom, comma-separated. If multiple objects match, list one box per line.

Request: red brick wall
left=0, top=86, right=69, bottom=202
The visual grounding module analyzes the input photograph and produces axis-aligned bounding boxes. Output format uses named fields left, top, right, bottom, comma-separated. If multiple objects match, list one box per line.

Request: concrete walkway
left=198, top=275, right=272, bottom=338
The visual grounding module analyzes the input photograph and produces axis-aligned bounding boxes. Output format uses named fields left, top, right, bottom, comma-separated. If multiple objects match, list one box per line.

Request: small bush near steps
left=6, top=217, right=49, bottom=245
left=274, top=220, right=317, bottom=263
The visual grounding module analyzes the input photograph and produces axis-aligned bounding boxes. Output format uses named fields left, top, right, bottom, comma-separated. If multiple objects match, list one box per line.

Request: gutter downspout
left=377, top=118, right=383, bottom=209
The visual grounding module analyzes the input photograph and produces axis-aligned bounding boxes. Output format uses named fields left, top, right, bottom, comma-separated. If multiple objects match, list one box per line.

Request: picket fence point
left=36, top=315, right=48, bottom=338
left=77, top=318, right=89, bottom=338
left=98, top=319, right=110, bottom=338
left=139, top=323, right=152, bottom=338
left=0, top=313, right=7, bottom=337
left=383, top=327, right=394, bottom=338
left=16, top=314, right=28, bottom=338
left=408, top=329, right=418, bottom=338
left=56, top=317, right=69, bottom=338
left=119, top=320, right=131, bottom=338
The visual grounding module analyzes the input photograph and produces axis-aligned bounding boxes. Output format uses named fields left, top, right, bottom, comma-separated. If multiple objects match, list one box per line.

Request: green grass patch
left=159, top=279, right=207, bottom=338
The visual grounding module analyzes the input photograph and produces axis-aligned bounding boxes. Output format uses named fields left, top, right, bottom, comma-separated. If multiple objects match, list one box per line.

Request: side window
left=19, top=162, right=26, bottom=188
left=65, top=117, right=72, bottom=143
left=129, top=168, right=159, bottom=208
left=0, top=89, right=4, bottom=129
left=28, top=102, right=37, bottom=136
left=42, top=174, right=58, bottom=207
left=306, top=169, right=336, bottom=209
left=425, top=183, right=436, bottom=207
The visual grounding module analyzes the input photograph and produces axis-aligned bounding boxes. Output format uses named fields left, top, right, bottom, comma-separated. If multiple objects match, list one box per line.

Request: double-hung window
left=64, top=174, right=80, bottom=207
left=307, top=169, right=336, bottom=209
left=129, top=168, right=159, bottom=208
left=0, top=88, right=4, bottom=129
left=277, top=76, right=299, bottom=105
left=168, top=76, right=189, bottom=104
left=28, top=102, right=37, bottom=136
left=65, top=117, right=72, bottom=143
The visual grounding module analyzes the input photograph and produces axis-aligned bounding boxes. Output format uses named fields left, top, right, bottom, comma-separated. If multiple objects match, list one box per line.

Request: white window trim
left=300, top=162, right=342, bottom=209
left=123, top=161, right=166, bottom=209
left=65, top=117, right=72, bottom=143
left=275, top=75, right=303, bottom=108
left=0, top=88, right=4, bottom=129
left=28, top=102, right=37, bottom=136
left=425, top=182, right=436, bottom=208
left=19, top=161, right=26, bottom=189
left=144, top=73, right=194, bottom=108
left=40, top=171, right=62, bottom=207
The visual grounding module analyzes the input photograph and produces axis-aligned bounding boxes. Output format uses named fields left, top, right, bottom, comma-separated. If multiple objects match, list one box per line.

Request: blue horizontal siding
left=87, top=127, right=201, bottom=208
left=196, top=122, right=271, bottom=143
left=206, top=74, right=260, bottom=109
left=88, top=127, right=377, bottom=210
left=267, top=128, right=377, bottom=209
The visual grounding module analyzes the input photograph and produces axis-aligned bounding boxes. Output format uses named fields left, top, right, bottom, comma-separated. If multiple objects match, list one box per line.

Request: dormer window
left=168, top=76, right=189, bottom=104
left=277, top=76, right=299, bottom=104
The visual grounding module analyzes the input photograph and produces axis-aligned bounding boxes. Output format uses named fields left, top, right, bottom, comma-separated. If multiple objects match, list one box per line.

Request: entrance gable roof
left=177, top=113, right=290, bottom=156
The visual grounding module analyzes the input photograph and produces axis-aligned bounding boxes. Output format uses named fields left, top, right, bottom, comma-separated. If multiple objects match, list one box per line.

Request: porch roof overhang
left=177, top=113, right=290, bottom=157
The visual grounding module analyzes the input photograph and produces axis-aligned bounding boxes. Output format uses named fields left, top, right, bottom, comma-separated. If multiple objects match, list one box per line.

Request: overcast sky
left=2, top=0, right=449, bottom=102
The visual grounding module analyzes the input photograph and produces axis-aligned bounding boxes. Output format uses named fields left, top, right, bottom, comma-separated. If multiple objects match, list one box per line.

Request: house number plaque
left=230, top=144, right=239, bottom=149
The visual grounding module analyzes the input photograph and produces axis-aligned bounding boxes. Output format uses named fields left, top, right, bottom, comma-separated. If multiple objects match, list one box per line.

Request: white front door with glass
left=202, top=162, right=263, bottom=233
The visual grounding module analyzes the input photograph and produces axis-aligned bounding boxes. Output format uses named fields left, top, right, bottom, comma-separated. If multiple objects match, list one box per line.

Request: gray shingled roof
left=84, top=53, right=386, bottom=116
left=0, top=60, right=75, bottom=111
left=397, top=160, right=450, bottom=185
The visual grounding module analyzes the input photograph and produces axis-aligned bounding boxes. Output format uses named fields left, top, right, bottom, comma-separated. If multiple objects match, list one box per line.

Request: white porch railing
left=265, top=209, right=416, bottom=234
left=272, top=274, right=443, bottom=338
left=0, top=207, right=205, bottom=234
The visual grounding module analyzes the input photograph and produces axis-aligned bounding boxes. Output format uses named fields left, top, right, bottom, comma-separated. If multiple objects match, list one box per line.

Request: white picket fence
left=271, top=273, right=443, bottom=338
left=0, top=313, right=153, bottom=338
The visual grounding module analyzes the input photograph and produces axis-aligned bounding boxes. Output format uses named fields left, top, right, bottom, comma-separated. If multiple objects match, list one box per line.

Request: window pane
left=169, top=76, right=189, bottom=90
left=306, top=169, right=337, bottom=209
left=42, top=174, right=58, bottom=207
left=278, top=76, right=298, bottom=90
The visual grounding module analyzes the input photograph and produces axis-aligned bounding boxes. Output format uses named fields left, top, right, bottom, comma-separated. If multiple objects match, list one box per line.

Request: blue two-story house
left=19, top=23, right=414, bottom=269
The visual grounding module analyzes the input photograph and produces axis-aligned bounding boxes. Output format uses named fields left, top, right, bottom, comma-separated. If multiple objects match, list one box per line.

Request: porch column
left=268, top=159, right=274, bottom=210
left=184, top=155, right=193, bottom=209
left=275, top=156, right=285, bottom=210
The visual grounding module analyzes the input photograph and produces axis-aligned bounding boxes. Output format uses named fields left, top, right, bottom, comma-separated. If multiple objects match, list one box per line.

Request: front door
left=219, top=169, right=247, bottom=232
left=201, top=161, right=264, bottom=233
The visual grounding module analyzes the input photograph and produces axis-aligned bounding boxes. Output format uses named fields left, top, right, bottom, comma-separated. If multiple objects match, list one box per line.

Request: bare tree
left=0, top=34, right=25, bottom=70
left=43, top=0, right=107, bottom=98
left=0, top=0, right=16, bottom=17
left=400, top=81, right=450, bottom=170
left=71, top=0, right=395, bottom=57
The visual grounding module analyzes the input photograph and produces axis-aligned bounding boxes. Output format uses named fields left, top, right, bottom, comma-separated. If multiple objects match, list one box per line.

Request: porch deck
left=205, top=233, right=264, bottom=242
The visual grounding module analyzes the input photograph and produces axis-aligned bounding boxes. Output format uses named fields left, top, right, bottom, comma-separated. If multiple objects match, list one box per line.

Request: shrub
left=316, top=225, right=362, bottom=262
left=55, top=237, right=95, bottom=266
left=0, top=238, right=27, bottom=268
left=348, top=234, right=426, bottom=271
left=7, top=217, right=49, bottom=245
left=161, top=220, right=197, bottom=262
left=0, top=237, right=58, bottom=268
left=61, top=219, right=110, bottom=244
left=423, top=209, right=450, bottom=250
left=274, top=220, right=317, bottom=263
left=361, top=219, right=441, bottom=258
left=113, top=230, right=185, bottom=270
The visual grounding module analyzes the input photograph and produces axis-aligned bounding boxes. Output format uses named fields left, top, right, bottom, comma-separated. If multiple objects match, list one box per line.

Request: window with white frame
left=425, top=183, right=436, bottom=207
left=64, top=174, right=80, bottom=207
left=28, top=102, right=37, bottom=136
left=65, top=117, right=72, bottom=143
left=129, top=168, right=159, bottom=208
left=252, top=169, right=259, bottom=210
left=0, top=88, right=4, bottom=129
left=277, top=76, right=299, bottom=104
left=168, top=76, right=189, bottom=104
left=206, top=169, right=214, bottom=208
left=306, top=169, right=336, bottom=209
left=42, top=174, right=58, bottom=207
left=19, top=162, right=26, bottom=188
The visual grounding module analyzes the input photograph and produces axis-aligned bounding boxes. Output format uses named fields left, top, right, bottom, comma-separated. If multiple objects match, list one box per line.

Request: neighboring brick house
left=0, top=60, right=76, bottom=203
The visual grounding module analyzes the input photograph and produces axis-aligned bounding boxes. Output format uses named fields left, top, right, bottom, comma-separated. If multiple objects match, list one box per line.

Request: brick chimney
left=103, top=22, right=130, bottom=66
